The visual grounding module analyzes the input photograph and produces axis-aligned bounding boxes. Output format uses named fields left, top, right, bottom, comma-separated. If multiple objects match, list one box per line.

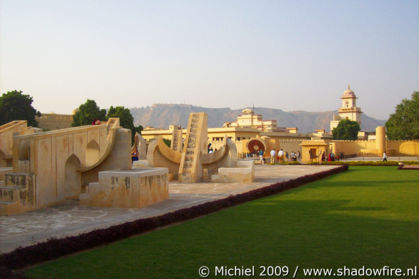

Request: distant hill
left=130, top=104, right=385, bottom=133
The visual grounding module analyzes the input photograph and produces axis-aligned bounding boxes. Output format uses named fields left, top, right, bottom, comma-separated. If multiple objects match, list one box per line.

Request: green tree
left=106, top=106, right=143, bottom=143
left=72, top=99, right=107, bottom=126
left=162, top=138, right=171, bottom=147
left=332, top=119, right=360, bottom=140
left=134, top=124, right=143, bottom=135
left=385, top=91, right=419, bottom=140
left=0, top=90, right=40, bottom=126
left=107, top=106, right=134, bottom=131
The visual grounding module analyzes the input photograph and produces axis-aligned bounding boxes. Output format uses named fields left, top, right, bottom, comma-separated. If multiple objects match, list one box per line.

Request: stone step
left=0, top=185, right=25, bottom=190
left=0, top=200, right=15, bottom=205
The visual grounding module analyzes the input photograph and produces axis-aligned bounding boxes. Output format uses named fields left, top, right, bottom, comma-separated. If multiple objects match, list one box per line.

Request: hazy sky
left=1, top=0, right=418, bottom=120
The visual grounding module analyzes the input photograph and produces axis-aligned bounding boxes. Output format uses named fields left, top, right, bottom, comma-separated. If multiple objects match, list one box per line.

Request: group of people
left=255, top=149, right=301, bottom=165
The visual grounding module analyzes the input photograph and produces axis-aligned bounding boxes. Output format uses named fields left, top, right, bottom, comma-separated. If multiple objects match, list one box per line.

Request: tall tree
left=0, top=90, right=40, bottom=126
left=107, top=106, right=134, bottom=130
left=107, top=106, right=142, bottom=143
left=332, top=119, right=360, bottom=140
left=385, top=92, right=419, bottom=140
left=72, top=99, right=107, bottom=126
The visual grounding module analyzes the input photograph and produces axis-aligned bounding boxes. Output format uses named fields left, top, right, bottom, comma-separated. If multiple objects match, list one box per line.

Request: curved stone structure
left=0, top=118, right=131, bottom=215
left=146, top=137, right=182, bottom=180
left=145, top=112, right=242, bottom=183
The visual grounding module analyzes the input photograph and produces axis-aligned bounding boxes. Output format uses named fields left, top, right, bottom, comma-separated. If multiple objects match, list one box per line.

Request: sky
left=0, top=0, right=418, bottom=120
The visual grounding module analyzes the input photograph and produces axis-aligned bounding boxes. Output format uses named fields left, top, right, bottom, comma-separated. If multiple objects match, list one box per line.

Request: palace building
left=329, top=85, right=362, bottom=132
left=142, top=108, right=310, bottom=157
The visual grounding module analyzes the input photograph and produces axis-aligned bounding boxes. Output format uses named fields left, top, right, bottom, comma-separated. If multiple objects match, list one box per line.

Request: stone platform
left=0, top=165, right=339, bottom=254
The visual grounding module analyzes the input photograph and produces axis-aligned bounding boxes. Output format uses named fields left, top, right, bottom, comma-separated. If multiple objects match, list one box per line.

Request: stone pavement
left=0, top=165, right=338, bottom=254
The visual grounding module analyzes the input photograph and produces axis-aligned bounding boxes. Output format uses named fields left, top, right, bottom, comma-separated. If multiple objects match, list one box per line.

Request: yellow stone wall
left=0, top=121, right=35, bottom=167
left=1, top=119, right=131, bottom=215
left=331, top=140, right=377, bottom=156
left=386, top=141, right=419, bottom=156
left=36, top=113, right=73, bottom=130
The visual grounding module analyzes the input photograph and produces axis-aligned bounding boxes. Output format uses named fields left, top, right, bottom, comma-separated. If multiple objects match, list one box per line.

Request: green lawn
left=25, top=167, right=419, bottom=278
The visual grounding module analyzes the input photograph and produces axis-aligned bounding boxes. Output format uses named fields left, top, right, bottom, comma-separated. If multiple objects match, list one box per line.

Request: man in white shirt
left=270, top=149, right=276, bottom=164
left=278, top=149, right=284, bottom=162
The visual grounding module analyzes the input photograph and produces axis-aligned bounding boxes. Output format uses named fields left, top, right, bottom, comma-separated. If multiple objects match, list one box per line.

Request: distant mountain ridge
left=130, top=104, right=385, bottom=133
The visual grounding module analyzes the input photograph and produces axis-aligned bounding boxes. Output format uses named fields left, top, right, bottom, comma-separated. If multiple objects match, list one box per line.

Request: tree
left=107, top=106, right=134, bottom=131
left=0, top=90, right=40, bottom=126
left=162, top=138, right=171, bottom=147
left=332, top=119, right=360, bottom=140
left=107, top=106, right=143, bottom=143
left=385, top=91, right=419, bottom=140
left=72, top=99, right=107, bottom=126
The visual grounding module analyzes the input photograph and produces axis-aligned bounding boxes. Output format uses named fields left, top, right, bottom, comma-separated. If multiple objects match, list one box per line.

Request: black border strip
left=0, top=165, right=347, bottom=275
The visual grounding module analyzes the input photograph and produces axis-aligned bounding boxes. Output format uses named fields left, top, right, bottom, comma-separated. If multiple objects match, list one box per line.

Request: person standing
left=382, top=152, right=387, bottom=162
left=270, top=149, right=276, bottom=164
left=259, top=149, right=265, bottom=164
left=278, top=149, right=284, bottom=162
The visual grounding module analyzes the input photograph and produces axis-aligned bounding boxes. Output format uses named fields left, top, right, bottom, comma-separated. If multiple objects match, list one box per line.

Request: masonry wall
left=332, top=140, right=377, bottom=156
left=0, top=121, right=33, bottom=166
left=278, top=139, right=303, bottom=153
left=386, top=140, right=419, bottom=156
left=13, top=125, right=112, bottom=208
left=36, top=114, right=73, bottom=131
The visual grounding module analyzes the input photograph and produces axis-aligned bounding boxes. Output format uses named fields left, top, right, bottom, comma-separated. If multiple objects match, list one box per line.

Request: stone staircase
left=171, top=127, right=182, bottom=152
left=179, top=113, right=204, bottom=183
left=0, top=172, right=35, bottom=215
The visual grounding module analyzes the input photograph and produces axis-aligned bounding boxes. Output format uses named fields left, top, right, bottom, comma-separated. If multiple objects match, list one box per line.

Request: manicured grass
left=25, top=167, right=419, bottom=279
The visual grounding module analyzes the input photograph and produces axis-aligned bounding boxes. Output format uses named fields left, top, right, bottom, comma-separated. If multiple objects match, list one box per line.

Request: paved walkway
left=0, top=165, right=338, bottom=254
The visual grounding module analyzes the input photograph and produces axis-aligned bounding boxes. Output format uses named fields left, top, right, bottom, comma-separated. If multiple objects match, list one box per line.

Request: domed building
left=329, top=85, right=362, bottom=132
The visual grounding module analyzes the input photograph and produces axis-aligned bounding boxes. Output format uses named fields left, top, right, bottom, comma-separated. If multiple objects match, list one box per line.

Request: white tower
left=330, top=85, right=362, bottom=131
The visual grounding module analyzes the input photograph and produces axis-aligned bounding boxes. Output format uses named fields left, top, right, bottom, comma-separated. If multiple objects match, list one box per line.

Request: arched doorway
left=0, top=150, right=6, bottom=167
left=64, top=154, right=81, bottom=198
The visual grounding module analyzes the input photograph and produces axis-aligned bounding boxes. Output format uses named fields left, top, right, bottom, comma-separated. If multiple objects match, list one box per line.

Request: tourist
left=382, top=152, right=387, bottom=162
left=328, top=153, right=332, bottom=161
left=270, top=149, right=276, bottom=164
left=278, top=149, right=284, bottom=162
left=259, top=149, right=264, bottom=164
left=131, top=146, right=139, bottom=162
left=296, top=151, right=301, bottom=160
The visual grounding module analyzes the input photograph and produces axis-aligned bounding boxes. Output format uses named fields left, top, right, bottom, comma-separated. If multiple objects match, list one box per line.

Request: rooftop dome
left=242, top=108, right=254, bottom=114
left=342, top=84, right=356, bottom=98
